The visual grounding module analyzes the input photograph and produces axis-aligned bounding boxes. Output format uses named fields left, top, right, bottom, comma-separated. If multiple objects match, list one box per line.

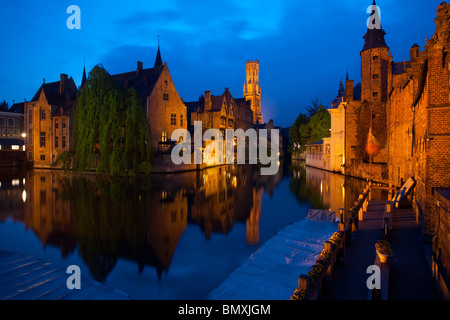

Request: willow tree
left=70, top=64, right=153, bottom=175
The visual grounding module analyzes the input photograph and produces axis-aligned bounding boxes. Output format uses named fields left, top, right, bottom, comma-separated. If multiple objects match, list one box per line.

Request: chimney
left=345, top=80, right=354, bottom=102
left=137, top=61, right=143, bottom=75
left=410, top=44, right=420, bottom=62
left=60, top=74, right=68, bottom=94
left=204, top=91, right=211, bottom=111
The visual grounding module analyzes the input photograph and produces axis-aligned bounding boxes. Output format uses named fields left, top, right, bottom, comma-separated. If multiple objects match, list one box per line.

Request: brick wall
left=147, top=64, right=187, bottom=151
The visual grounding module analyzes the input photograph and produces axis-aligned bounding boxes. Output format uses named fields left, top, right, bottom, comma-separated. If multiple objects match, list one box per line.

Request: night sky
left=0, top=0, right=441, bottom=127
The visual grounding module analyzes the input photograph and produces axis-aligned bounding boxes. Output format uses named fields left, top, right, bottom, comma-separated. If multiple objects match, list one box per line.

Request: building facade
left=327, top=1, right=450, bottom=238
left=111, top=47, right=187, bottom=152
left=0, top=102, right=25, bottom=151
left=24, top=74, right=77, bottom=167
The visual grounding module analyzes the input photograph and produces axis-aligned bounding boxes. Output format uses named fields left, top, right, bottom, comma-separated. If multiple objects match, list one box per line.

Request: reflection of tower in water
left=246, top=187, right=262, bottom=245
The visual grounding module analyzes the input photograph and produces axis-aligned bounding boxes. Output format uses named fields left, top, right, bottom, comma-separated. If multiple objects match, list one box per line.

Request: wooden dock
left=0, top=251, right=132, bottom=300
left=319, top=200, right=438, bottom=300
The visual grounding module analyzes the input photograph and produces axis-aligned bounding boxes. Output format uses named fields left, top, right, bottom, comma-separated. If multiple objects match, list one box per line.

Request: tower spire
left=81, top=59, right=87, bottom=88
left=154, top=35, right=163, bottom=67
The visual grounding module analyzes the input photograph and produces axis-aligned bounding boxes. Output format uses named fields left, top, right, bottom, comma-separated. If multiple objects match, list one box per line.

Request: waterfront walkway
left=320, top=200, right=438, bottom=300
left=0, top=250, right=132, bottom=300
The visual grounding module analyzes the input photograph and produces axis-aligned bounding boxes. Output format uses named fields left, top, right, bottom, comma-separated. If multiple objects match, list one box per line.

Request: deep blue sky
left=0, top=0, right=441, bottom=127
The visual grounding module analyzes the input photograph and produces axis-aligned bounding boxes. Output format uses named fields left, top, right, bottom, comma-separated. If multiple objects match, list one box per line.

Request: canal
left=0, top=160, right=370, bottom=299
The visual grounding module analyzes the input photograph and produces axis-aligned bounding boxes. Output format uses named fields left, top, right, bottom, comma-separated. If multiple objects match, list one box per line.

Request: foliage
left=289, top=99, right=331, bottom=153
left=65, top=64, right=153, bottom=175
left=51, top=151, right=74, bottom=172
left=58, top=175, right=154, bottom=282
left=290, top=289, right=306, bottom=300
left=375, top=240, right=392, bottom=255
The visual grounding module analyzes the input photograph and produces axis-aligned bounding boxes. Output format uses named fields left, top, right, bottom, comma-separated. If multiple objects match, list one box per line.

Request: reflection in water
left=290, top=160, right=368, bottom=220
left=3, top=164, right=280, bottom=283
left=0, top=159, right=369, bottom=298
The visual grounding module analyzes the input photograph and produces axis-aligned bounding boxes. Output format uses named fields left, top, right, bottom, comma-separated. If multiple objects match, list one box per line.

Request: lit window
left=162, top=131, right=168, bottom=142
left=11, top=145, right=20, bottom=150
left=3, top=129, right=10, bottom=137
left=40, top=132, right=46, bottom=147
left=171, top=113, right=176, bottom=126
left=12, top=130, right=18, bottom=138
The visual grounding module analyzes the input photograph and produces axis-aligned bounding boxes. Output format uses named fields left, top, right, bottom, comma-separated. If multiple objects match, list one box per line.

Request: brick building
left=328, top=1, right=450, bottom=237
left=24, top=74, right=77, bottom=167
left=112, top=46, right=187, bottom=151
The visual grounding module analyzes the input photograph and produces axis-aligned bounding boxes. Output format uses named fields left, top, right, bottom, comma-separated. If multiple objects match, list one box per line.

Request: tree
left=289, top=112, right=308, bottom=151
left=58, top=64, right=153, bottom=175
left=289, top=100, right=331, bottom=154
left=305, top=97, right=320, bottom=118
left=308, top=105, right=331, bottom=142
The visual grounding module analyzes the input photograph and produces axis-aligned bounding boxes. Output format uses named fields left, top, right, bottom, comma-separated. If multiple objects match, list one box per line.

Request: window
left=28, top=110, right=32, bottom=124
left=40, top=109, right=46, bottom=120
left=373, top=92, right=379, bottom=98
left=12, top=130, right=18, bottom=138
left=180, top=115, right=183, bottom=127
left=162, top=131, right=168, bottom=142
left=62, top=120, right=66, bottom=129
left=40, top=155, right=45, bottom=161
left=55, top=136, right=59, bottom=148
left=164, top=80, right=168, bottom=87
left=373, top=55, right=379, bottom=61
left=7, top=118, right=15, bottom=127
left=0, top=117, right=5, bottom=126
left=40, top=132, right=46, bottom=147
left=170, top=113, right=176, bottom=126
left=372, top=74, right=379, bottom=80
left=55, top=120, right=59, bottom=129
left=3, top=129, right=10, bottom=137
left=163, top=93, right=169, bottom=101
left=62, top=136, right=66, bottom=148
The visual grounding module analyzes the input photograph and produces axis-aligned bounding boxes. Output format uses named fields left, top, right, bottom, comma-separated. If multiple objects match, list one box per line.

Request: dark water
left=0, top=159, right=369, bottom=299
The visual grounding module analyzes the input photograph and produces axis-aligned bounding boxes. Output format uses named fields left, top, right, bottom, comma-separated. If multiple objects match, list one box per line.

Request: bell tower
left=360, top=0, right=389, bottom=103
left=244, top=60, right=262, bottom=124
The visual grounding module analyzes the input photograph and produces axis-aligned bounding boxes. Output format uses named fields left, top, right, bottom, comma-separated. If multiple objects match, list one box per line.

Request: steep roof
left=30, top=77, right=78, bottom=106
left=362, top=1, right=388, bottom=52
left=112, top=65, right=165, bottom=105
